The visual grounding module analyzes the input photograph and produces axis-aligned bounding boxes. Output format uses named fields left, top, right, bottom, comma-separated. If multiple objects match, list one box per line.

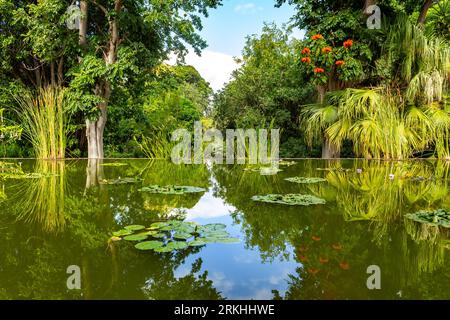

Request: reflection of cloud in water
left=209, top=272, right=235, bottom=294
left=184, top=189, right=236, bottom=220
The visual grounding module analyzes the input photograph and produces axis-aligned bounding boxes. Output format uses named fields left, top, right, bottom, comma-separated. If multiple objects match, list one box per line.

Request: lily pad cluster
left=100, top=177, right=142, bottom=185
left=138, top=185, right=206, bottom=194
left=112, top=220, right=239, bottom=252
left=405, top=209, right=450, bottom=228
left=285, top=177, right=327, bottom=184
left=251, top=194, right=326, bottom=206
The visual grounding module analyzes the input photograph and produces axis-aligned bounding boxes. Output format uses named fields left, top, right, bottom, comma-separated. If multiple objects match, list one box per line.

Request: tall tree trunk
left=363, top=0, right=376, bottom=13
left=317, top=85, right=340, bottom=159
left=85, top=0, right=122, bottom=159
left=79, top=1, right=88, bottom=47
left=418, top=0, right=434, bottom=25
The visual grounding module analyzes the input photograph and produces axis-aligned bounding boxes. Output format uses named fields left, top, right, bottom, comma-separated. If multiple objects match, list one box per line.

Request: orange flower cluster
left=322, top=47, right=332, bottom=53
left=314, top=67, right=325, bottom=73
left=301, top=57, right=311, bottom=63
left=301, top=47, right=311, bottom=54
left=311, top=34, right=324, bottom=40
left=343, top=39, right=353, bottom=48
left=335, top=60, right=345, bottom=66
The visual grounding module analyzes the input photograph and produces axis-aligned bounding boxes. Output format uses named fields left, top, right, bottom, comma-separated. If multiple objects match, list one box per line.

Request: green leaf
left=173, top=232, right=193, bottom=240
left=113, top=229, right=133, bottom=237
left=251, top=194, right=326, bottom=206
left=188, top=239, right=207, bottom=247
left=123, top=234, right=149, bottom=241
left=135, top=241, right=163, bottom=251
left=138, top=185, right=206, bottom=194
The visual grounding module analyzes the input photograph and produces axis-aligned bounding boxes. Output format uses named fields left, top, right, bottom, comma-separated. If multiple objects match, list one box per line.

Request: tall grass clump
left=15, top=86, right=67, bottom=159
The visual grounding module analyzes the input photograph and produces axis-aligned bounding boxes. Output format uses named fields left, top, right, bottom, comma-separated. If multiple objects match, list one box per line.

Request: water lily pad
left=152, top=233, right=166, bottom=238
left=188, top=239, right=207, bottom=247
left=113, top=229, right=133, bottom=237
left=124, top=225, right=145, bottom=231
left=149, top=222, right=170, bottom=229
left=139, top=185, right=206, bottom=194
left=201, top=223, right=227, bottom=231
left=173, top=232, right=192, bottom=240
left=251, top=194, right=326, bottom=206
left=135, top=241, right=163, bottom=251
left=154, top=246, right=174, bottom=253
left=406, top=209, right=450, bottom=228
left=167, top=241, right=189, bottom=250
left=100, top=177, right=141, bottom=185
left=123, top=234, right=149, bottom=241
left=285, top=177, right=327, bottom=184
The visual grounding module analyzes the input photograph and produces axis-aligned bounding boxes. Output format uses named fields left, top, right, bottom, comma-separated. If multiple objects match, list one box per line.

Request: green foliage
left=112, top=220, right=239, bottom=253
left=251, top=194, right=326, bottom=206
left=406, top=209, right=450, bottom=228
left=139, top=185, right=206, bottom=194
left=213, top=24, right=315, bottom=157
left=15, top=86, right=68, bottom=159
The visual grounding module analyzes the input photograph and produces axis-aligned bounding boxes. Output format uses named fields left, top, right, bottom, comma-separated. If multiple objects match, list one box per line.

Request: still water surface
left=0, top=159, right=449, bottom=299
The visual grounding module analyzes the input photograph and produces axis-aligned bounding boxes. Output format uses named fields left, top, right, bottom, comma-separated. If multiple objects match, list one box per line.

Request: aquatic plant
left=285, top=177, right=327, bottom=184
left=139, top=185, right=206, bottom=194
left=111, top=220, right=239, bottom=253
left=251, top=194, right=326, bottom=206
left=15, top=86, right=68, bottom=159
left=406, top=209, right=450, bottom=228
left=99, top=177, right=142, bottom=185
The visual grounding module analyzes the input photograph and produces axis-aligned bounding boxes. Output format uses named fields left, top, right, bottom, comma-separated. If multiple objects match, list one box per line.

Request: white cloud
left=169, top=50, right=240, bottom=92
left=234, top=3, right=263, bottom=14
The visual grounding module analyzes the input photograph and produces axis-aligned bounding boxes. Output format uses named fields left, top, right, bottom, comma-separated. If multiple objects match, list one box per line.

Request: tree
left=71, top=0, right=222, bottom=159
left=213, top=24, right=316, bottom=158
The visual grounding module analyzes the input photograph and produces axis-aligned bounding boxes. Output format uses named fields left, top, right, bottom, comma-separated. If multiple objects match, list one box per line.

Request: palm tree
left=301, top=17, right=450, bottom=159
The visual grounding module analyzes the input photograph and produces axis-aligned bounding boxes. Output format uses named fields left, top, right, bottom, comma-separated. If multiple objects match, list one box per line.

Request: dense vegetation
left=0, top=0, right=449, bottom=159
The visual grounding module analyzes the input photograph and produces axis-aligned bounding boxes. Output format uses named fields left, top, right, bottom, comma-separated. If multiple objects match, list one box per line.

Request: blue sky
left=200, top=0, right=300, bottom=56
left=171, top=0, right=304, bottom=91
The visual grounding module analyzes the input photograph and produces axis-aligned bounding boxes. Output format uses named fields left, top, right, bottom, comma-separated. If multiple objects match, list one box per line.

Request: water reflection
left=0, top=159, right=449, bottom=299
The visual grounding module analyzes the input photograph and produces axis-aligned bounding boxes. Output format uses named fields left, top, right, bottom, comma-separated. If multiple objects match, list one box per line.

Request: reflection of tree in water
left=0, top=160, right=220, bottom=299
left=213, top=160, right=450, bottom=299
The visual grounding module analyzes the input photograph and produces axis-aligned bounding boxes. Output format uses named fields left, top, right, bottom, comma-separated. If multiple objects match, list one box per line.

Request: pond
left=0, top=159, right=449, bottom=299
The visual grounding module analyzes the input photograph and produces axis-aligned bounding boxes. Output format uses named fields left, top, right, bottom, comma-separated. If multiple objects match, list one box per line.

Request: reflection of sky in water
left=174, top=178, right=299, bottom=300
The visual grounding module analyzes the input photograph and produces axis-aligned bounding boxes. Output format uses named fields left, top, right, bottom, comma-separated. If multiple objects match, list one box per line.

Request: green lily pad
left=100, top=177, right=141, bottom=185
left=251, top=194, right=326, bottom=206
left=285, top=177, right=327, bottom=184
left=151, top=233, right=166, bottom=238
left=188, top=239, right=207, bottom=247
left=139, top=185, right=206, bottom=195
left=149, top=222, right=169, bottom=229
left=113, top=229, right=133, bottom=237
left=154, top=246, right=174, bottom=253
left=406, top=209, right=450, bottom=228
left=167, top=241, right=189, bottom=250
left=124, top=225, right=146, bottom=231
left=123, top=234, right=149, bottom=241
left=135, top=241, right=163, bottom=251
left=173, top=232, right=193, bottom=240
